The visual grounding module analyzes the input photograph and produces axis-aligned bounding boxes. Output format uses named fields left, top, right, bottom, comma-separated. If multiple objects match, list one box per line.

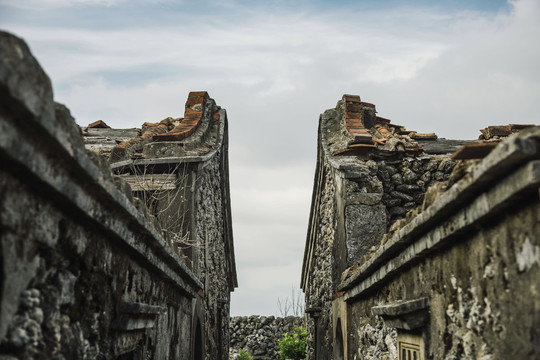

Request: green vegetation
left=278, top=327, right=307, bottom=360
left=237, top=348, right=253, bottom=360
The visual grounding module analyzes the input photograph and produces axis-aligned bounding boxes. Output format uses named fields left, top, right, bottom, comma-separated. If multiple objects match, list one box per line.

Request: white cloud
left=2, top=0, right=539, bottom=316
left=0, top=0, right=127, bottom=10
left=229, top=162, right=312, bottom=315
left=370, top=0, right=540, bottom=139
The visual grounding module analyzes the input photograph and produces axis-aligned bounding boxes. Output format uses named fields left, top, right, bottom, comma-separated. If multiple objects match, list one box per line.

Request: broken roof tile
left=153, top=91, right=209, bottom=142
left=342, top=94, right=361, bottom=103
left=409, top=132, right=438, bottom=141
left=346, top=102, right=363, bottom=113
left=88, top=120, right=110, bottom=129
left=360, top=102, right=376, bottom=109
left=510, top=124, right=535, bottom=131
left=185, top=91, right=209, bottom=107
left=451, top=142, right=499, bottom=160
left=376, top=116, right=391, bottom=125
left=487, top=125, right=511, bottom=137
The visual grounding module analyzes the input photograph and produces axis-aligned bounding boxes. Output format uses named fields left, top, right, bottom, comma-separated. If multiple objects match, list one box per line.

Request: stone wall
left=0, top=31, right=237, bottom=360
left=303, top=94, right=540, bottom=359
left=0, top=31, right=202, bottom=359
left=195, top=147, right=236, bottom=360
left=85, top=85, right=237, bottom=360
left=301, top=97, right=459, bottom=360
left=229, top=316, right=305, bottom=360
left=339, top=129, right=540, bottom=359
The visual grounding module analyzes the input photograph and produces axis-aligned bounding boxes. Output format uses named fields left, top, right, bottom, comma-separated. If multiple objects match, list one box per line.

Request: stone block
left=345, top=204, right=386, bottom=265
left=346, top=193, right=382, bottom=206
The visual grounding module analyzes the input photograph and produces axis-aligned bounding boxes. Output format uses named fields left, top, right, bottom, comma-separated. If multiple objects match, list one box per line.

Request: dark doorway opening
left=194, top=320, right=203, bottom=360
left=335, top=319, right=345, bottom=360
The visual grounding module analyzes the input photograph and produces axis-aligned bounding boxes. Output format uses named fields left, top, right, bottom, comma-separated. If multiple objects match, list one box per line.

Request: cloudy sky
left=1, top=0, right=539, bottom=316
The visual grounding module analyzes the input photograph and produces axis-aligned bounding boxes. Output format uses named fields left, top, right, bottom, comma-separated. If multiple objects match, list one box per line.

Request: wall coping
left=110, top=108, right=228, bottom=172
left=371, top=297, right=430, bottom=330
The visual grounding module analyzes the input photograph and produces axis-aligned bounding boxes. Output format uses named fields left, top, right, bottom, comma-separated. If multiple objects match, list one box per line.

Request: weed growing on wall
left=237, top=348, right=254, bottom=360
left=279, top=327, right=306, bottom=360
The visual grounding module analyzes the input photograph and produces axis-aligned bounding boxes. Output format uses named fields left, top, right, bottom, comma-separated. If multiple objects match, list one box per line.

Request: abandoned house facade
left=0, top=31, right=237, bottom=360
left=302, top=94, right=540, bottom=359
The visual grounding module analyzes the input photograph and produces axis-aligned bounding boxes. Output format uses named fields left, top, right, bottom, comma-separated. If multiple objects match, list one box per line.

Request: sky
left=1, top=0, right=539, bottom=316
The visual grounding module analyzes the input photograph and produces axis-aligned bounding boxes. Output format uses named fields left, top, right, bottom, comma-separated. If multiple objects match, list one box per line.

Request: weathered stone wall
left=0, top=31, right=203, bottom=359
left=303, top=157, right=455, bottom=359
left=346, top=202, right=540, bottom=359
left=195, top=147, right=236, bottom=360
left=302, top=127, right=344, bottom=359
left=82, top=93, right=236, bottom=359
left=303, top=160, right=337, bottom=360
left=229, top=316, right=305, bottom=360
left=84, top=83, right=237, bottom=360
left=301, top=99, right=458, bottom=360
left=338, top=129, right=540, bottom=359
left=0, top=31, right=237, bottom=360
left=342, top=156, right=456, bottom=264
left=302, top=94, right=540, bottom=359
left=376, top=156, right=456, bottom=224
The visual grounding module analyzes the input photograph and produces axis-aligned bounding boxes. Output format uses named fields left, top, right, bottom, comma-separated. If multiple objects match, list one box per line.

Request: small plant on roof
left=278, top=327, right=307, bottom=360
left=237, top=348, right=254, bottom=360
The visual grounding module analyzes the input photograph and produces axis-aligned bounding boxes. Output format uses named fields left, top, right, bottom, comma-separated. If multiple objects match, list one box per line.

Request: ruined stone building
left=0, top=31, right=237, bottom=360
left=3, top=26, right=540, bottom=360
left=302, top=94, right=540, bottom=359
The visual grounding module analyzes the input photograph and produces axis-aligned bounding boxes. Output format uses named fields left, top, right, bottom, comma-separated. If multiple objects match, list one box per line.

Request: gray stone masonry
left=229, top=316, right=305, bottom=360
left=302, top=94, right=540, bottom=360
left=0, top=30, right=237, bottom=360
left=0, top=30, right=202, bottom=359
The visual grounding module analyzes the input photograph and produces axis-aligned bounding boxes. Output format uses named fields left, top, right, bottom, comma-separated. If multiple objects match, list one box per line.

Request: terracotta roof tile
left=451, top=142, right=499, bottom=160
left=153, top=91, right=209, bottom=142
left=342, top=94, right=361, bottom=103
left=342, top=94, right=374, bottom=145
left=346, top=102, right=363, bottom=113
left=88, top=120, right=110, bottom=128
left=360, top=102, right=375, bottom=108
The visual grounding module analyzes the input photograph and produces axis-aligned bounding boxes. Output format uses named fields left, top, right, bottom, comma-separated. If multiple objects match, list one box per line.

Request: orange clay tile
left=487, top=125, right=511, bottom=137
left=153, top=91, right=209, bottom=142
left=360, top=102, right=375, bottom=108
left=451, top=142, right=498, bottom=160
left=342, top=94, right=375, bottom=145
left=342, top=94, right=361, bottom=102
left=88, top=120, right=110, bottom=128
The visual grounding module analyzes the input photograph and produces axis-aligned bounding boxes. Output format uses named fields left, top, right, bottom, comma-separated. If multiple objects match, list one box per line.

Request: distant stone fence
left=229, top=316, right=305, bottom=360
